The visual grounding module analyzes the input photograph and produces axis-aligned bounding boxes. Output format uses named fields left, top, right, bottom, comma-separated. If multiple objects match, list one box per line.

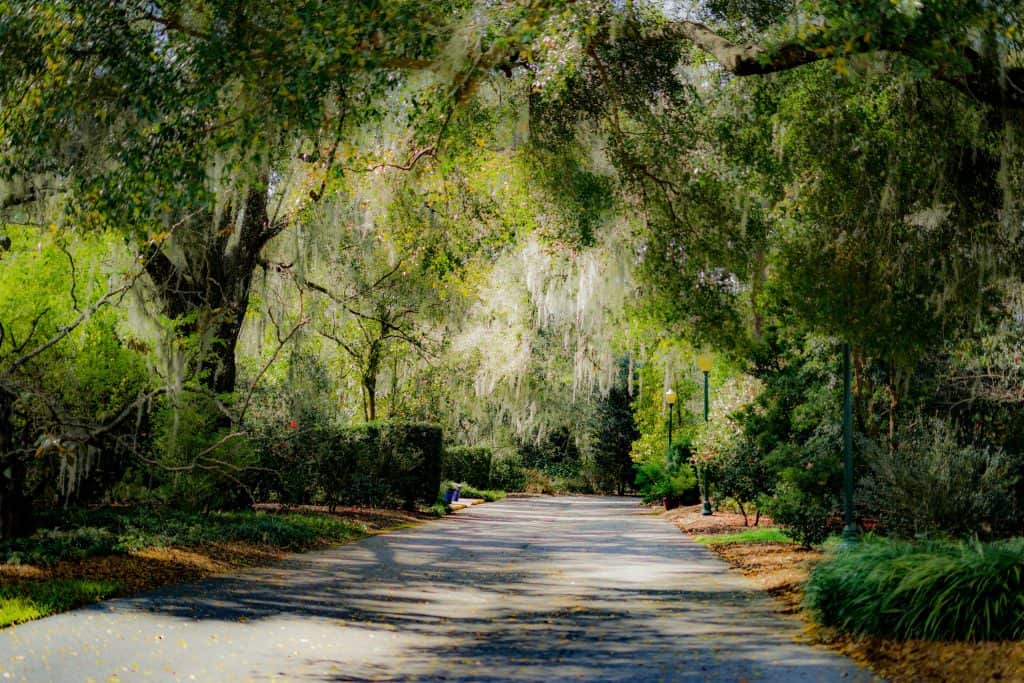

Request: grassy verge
left=693, top=528, right=793, bottom=545
left=0, top=579, right=121, bottom=627
left=0, top=507, right=381, bottom=628
left=458, top=485, right=507, bottom=502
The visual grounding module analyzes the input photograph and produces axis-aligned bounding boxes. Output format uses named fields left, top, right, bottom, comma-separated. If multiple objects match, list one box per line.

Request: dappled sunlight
left=1, top=497, right=874, bottom=681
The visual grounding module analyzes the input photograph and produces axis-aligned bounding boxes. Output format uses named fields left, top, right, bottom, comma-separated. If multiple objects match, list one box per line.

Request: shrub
left=805, top=536, right=1024, bottom=641
left=761, top=481, right=833, bottom=547
left=443, top=446, right=493, bottom=488
left=251, top=421, right=443, bottom=509
left=150, top=395, right=256, bottom=511
left=634, top=460, right=699, bottom=505
left=489, top=452, right=528, bottom=492
left=861, top=418, right=1018, bottom=539
left=329, top=421, right=443, bottom=509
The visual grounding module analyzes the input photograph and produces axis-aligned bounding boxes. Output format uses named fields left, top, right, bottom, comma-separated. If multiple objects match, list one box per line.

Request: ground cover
left=0, top=505, right=436, bottom=628
left=665, top=503, right=1024, bottom=682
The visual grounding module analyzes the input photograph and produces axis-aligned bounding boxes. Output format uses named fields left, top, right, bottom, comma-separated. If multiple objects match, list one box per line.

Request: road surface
left=0, top=496, right=877, bottom=681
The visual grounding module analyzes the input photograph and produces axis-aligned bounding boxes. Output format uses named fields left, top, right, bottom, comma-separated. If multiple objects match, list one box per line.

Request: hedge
left=443, top=446, right=493, bottom=488
left=254, top=421, right=443, bottom=510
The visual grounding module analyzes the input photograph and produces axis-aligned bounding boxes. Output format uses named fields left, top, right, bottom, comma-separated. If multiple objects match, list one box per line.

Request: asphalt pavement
left=0, top=496, right=879, bottom=682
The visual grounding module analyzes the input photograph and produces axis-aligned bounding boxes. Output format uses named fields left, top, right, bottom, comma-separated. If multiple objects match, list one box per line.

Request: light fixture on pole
left=665, top=389, right=677, bottom=465
left=696, top=352, right=714, bottom=516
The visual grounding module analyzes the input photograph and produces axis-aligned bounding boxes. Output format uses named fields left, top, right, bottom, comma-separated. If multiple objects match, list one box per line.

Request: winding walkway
left=0, top=496, right=878, bottom=681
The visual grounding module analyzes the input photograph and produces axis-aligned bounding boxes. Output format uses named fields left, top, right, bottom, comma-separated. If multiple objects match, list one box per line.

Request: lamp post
left=665, top=389, right=677, bottom=466
left=697, top=352, right=714, bottom=516
left=841, top=342, right=859, bottom=546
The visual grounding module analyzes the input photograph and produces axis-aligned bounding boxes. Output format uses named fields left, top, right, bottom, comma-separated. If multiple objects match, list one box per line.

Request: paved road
left=0, top=497, right=877, bottom=682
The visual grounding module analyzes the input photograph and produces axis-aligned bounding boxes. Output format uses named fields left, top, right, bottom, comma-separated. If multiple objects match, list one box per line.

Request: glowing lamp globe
left=664, top=389, right=677, bottom=405
left=696, top=352, right=714, bottom=374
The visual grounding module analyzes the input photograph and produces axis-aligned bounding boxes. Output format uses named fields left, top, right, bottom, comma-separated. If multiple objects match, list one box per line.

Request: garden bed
left=664, top=504, right=1024, bottom=682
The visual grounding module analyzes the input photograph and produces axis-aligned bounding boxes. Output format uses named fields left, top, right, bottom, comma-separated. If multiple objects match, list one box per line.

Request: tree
left=0, top=0, right=546, bottom=396
left=589, top=357, right=640, bottom=495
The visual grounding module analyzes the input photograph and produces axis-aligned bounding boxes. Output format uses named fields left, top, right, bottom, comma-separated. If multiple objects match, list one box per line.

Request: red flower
left=289, top=421, right=297, bottom=429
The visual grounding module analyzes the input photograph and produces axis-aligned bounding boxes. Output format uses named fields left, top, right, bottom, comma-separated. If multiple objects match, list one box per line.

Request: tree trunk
left=143, top=186, right=271, bottom=396
left=0, top=389, right=32, bottom=540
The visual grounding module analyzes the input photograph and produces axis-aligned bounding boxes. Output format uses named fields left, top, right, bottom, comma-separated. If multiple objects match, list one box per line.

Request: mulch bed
left=662, top=503, right=1024, bottom=683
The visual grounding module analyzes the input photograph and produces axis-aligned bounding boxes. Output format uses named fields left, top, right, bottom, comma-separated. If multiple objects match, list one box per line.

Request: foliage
left=0, top=527, right=118, bottom=566
left=761, top=481, right=834, bottom=548
left=634, top=460, right=698, bottom=505
left=252, top=421, right=443, bottom=509
left=458, top=485, right=506, bottom=502
left=0, top=579, right=121, bottom=628
left=588, top=357, right=640, bottom=495
left=806, top=536, right=1024, bottom=642
left=443, top=446, right=493, bottom=489
left=149, top=395, right=257, bottom=511
left=14, top=507, right=366, bottom=561
left=488, top=452, right=528, bottom=492
left=861, top=418, right=1018, bottom=539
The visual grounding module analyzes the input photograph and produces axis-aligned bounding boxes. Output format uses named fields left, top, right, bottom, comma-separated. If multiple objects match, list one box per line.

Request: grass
left=805, top=535, right=1024, bottom=641
left=2, top=508, right=368, bottom=566
left=0, top=579, right=121, bottom=627
left=693, top=528, right=794, bottom=545
left=458, top=485, right=507, bottom=502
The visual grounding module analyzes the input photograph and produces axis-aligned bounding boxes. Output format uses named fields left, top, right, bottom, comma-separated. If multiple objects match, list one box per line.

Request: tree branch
left=659, top=19, right=1024, bottom=110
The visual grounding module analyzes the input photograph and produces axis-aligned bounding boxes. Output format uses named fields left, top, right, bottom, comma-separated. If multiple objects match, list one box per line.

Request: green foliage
left=0, top=579, right=121, bottom=628
left=17, top=507, right=365, bottom=560
left=458, top=485, right=506, bottom=502
left=443, top=446, right=493, bottom=489
left=253, top=421, right=443, bottom=509
left=588, top=358, right=640, bottom=495
left=634, top=460, right=698, bottom=505
left=489, top=452, right=528, bottom=492
left=761, top=481, right=833, bottom=547
left=150, top=395, right=256, bottom=511
left=0, top=527, right=118, bottom=566
left=861, top=418, right=1018, bottom=539
left=693, top=528, right=793, bottom=545
left=806, top=536, right=1024, bottom=641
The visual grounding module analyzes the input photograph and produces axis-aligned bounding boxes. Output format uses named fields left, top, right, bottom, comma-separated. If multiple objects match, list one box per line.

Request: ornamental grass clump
left=805, top=536, right=1024, bottom=641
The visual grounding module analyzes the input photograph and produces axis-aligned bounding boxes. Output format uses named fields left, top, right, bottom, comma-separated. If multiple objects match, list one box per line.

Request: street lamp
left=665, top=389, right=677, bottom=465
left=841, top=343, right=859, bottom=547
left=697, top=352, right=714, bottom=516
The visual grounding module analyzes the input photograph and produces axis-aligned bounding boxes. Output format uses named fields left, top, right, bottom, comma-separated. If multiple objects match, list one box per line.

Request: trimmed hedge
left=805, top=536, right=1024, bottom=641
left=443, top=446, right=493, bottom=488
left=254, top=421, right=443, bottom=509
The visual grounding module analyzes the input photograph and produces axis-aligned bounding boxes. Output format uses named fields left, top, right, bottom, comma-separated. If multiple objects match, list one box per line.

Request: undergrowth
left=805, top=535, right=1024, bottom=641
left=2, top=508, right=367, bottom=566
left=0, top=579, right=121, bottom=627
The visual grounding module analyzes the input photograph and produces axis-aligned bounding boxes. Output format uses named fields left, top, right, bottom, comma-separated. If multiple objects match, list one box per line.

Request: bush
left=489, top=452, right=528, bottom=491
left=634, top=460, right=699, bottom=505
left=443, top=446, right=493, bottom=488
left=150, top=395, right=256, bottom=511
left=329, top=421, right=443, bottom=509
left=805, top=536, right=1024, bottom=641
left=251, top=421, right=443, bottom=509
left=861, top=418, right=1018, bottom=539
left=761, top=481, right=833, bottom=547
